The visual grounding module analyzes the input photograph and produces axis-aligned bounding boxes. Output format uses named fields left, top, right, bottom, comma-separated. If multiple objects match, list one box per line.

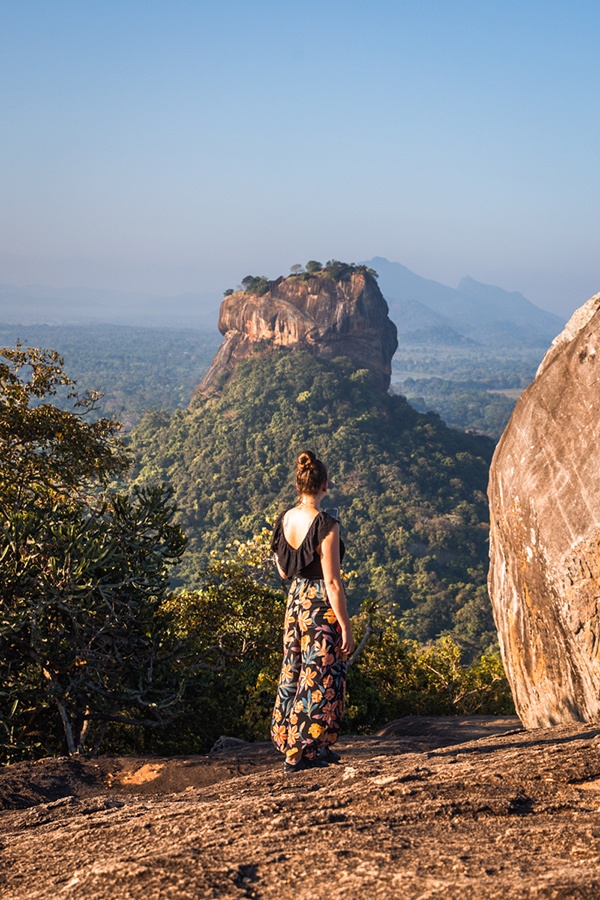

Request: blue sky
left=1, top=0, right=598, bottom=316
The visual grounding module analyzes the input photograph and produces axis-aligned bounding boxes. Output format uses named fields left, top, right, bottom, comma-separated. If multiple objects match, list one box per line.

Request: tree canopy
left=129, top=349, right=497, bottom=657
left=241, top=275, right=270, bottom=295
left=0, top=344, right=513, bottom=762
left=0, top=346, right=186, bottom=760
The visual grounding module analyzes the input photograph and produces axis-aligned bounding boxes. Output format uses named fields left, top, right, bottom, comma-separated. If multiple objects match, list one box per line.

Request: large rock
left=488, top=292, right=600, bottom=728
left=195, top=270, right=398, bottom=395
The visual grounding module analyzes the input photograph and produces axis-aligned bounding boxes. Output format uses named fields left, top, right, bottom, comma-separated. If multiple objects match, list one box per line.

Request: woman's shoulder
left=315, top=509, right=339, bottom=541
left=271, top=510, right=287, bottom=549
left=320, top=508, right=339, bottom=523
left=274, top=507, right=299, bottom=532
left=271, top=508, right=302, bottom=542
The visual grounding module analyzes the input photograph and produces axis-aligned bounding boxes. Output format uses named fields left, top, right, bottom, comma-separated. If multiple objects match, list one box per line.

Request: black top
left=271, top=510, right=345, bottom=579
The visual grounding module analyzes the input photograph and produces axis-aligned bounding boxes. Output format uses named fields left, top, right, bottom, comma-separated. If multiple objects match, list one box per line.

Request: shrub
left=0, top=346, right=186, bottom=762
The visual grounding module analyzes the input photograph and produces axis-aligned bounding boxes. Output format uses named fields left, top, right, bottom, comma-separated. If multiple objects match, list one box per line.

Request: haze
left=1, top=0, right=599, bottom=319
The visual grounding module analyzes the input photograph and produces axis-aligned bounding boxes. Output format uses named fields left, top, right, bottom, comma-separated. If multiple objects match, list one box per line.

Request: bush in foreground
left=124, top=534, right=514, bottom=756
left=0, top=346, right=186, bottom=762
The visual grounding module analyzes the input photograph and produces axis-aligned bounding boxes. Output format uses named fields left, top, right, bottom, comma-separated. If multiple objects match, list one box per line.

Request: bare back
left=282, top=507, right=320, bottom=550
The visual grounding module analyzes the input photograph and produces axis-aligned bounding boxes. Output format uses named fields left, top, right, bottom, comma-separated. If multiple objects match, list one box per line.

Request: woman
left=271, top=450, right=355, bottom=773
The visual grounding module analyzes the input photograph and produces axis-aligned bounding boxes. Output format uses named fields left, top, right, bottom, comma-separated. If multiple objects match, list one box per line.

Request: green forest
left=0, top=321, right=546, bottom=439
left=0, top=314, right=535, bottom=763
left=396, top=377, right=517, bottom=438
left=129, top=350, right=498, bottom=657
left=391, top=344, right=543, bottom=439
left=0, top=323, right=221, bottom=429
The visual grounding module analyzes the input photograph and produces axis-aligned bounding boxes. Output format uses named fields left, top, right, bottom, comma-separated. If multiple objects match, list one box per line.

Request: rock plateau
left=7, top=719, right=600, bottom=898
left=196, top=270, right=398, bottom=395
left=488, top=292, right=600, bottom=728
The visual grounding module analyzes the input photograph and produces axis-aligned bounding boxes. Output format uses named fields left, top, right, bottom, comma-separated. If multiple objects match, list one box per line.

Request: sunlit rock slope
left=488, top=292, right=600, bottom=727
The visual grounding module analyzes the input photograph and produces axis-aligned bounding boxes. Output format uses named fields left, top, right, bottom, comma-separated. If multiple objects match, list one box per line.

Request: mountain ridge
left=365, top=257, right=564, bottom=347
left=0, top=261, right=565, bottom=347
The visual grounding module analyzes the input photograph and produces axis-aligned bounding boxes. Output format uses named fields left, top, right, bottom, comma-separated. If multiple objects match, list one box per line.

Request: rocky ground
left=3, top=716, right=600, bottom=898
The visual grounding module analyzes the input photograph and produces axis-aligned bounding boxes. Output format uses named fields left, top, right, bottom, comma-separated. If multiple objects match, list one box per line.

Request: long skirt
left=271, top=576, right=346, bottom=760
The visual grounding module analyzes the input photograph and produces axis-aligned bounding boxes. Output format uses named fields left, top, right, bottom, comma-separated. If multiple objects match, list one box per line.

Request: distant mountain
left=0, top=283, right=221, bottom=330
left=0, top=260, right=566, bottom=347
left=364, top=257, right=565, bottom=348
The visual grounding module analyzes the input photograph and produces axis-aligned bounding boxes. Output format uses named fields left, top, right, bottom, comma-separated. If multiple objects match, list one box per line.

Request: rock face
left=196, top=271, right=398, bottom=395
left=488, top=292, right=600, bottom=728
left=8, top=722, right=600, bottom=899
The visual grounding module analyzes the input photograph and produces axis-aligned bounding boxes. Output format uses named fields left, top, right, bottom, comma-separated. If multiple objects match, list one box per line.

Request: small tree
left=345, top=609, right=513, bottom=731
left=0, top=346, right=186, bottom=760
left=290, top=264, right=304, bottom=275
left=324, top=259, right=353, bottom=280
left=241, top=275, right=270, bottom=296
left=305, top=260, right=322, bottom=274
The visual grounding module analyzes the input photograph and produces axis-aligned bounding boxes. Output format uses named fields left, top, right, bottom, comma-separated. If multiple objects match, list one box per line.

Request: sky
left=1, top=0, right=599, bottom=318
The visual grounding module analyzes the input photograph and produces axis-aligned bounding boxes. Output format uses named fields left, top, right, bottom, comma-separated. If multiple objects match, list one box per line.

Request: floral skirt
left=271, top=577, right=346, bottom=760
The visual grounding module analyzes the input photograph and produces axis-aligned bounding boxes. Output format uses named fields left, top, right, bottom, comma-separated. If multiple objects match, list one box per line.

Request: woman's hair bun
left=297, top=450, right=317, bottom=472
left=295, top=450, right=327, bottom=496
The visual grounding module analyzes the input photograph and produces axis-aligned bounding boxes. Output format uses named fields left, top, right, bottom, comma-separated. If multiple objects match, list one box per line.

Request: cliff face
left=195, top=271, right=398, bottom=395
left=488, top=292, right=600, bottom=728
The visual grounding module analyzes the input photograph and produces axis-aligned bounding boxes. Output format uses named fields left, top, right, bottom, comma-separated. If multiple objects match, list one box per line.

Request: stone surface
left=8, top=720, right=600, bottom=898
left=195, top=271, right=398, bottom=395
left=488, top=292, right=600, bottom=728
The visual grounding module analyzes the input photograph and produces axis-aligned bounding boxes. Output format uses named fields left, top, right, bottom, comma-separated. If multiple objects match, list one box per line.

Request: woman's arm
left=274, top=554, right=288, bottom=580
left=320, top=524, right=355, bottom=655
